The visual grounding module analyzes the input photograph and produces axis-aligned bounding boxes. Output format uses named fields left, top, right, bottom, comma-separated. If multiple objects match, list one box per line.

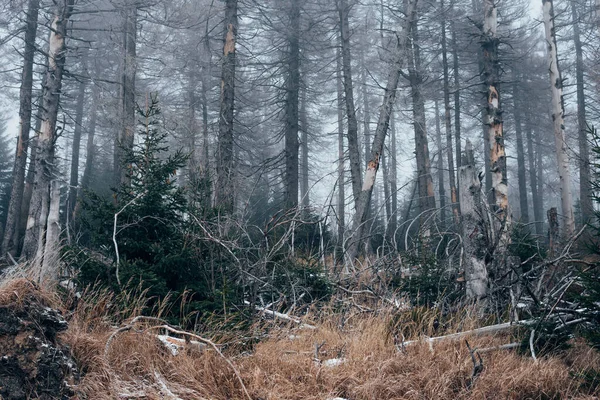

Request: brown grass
left=2, top=279, right=598, bottom=399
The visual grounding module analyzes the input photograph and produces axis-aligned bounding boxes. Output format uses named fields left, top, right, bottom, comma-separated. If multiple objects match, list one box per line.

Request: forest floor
left=1, top=278, right=599, bottom=400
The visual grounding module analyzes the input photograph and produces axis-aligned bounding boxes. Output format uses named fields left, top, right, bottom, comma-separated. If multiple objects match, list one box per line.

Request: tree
left=215, top=0, right=237, bottom=213
left=481, top=0, right=510, bottom=243
left=115, top=0, right=137, bottom=187
left=337, top=0, right=362, bottom=206
left=406, top=1, right=435, bottom=231
left=284, top=0, right=301, bottom=209
left=570, top=0, right=592, bottom=226
left=22, top=0, right=75, bottom=271
left=542, top=0, right=575, bottom=237
left=348, top=0, right=417, bottom=259
left=1, top=0, right=40, bottom=257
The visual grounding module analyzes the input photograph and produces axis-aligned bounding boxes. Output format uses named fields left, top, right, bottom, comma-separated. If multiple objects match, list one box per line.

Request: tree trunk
left=40, top=180, right=60, bottom=281
left=542, top=0, right=575, bottom=237
left=389, top=110, right=398, bottom=245
left=115, top=1, right=137, bottom=188
left=434, top=100, right=446, bottom=231
left=215, top=0, right=237, bottom=213
left=570, top=0, right=592, bottom=226
left=407, top=3, right=436, bottom=229
left=22, top=0, right=74, bottom=264
left=68, top=52, right=88, bottom=222
left=536, top=136, right=545, bottom=231
left=300, top=85, right=309, bottom=209
left=338, top=0, right=362, bottom=206
left=482, top=0, right=510, bottom=244
left=336, top=46, right=345, bottom=262
left=80, top=83, right=98, bottom=191
left=512, top=81, right=529, bottom=224
left=459, top=140, right=488, bottom=301
left=525, top=117, right=543, bottom=235
left=284, top=0, right=300, bottom=209
left=441, top=0, right=459, bottom=223
left=1, top=0, right=40, bottom=256
left=348, top=0, right=417, bottom=259
left=451, top=19, right=462, bottom=198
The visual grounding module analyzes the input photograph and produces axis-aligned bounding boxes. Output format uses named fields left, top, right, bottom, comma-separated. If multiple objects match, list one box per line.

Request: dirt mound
left=0, top=279, right=78, bottom=399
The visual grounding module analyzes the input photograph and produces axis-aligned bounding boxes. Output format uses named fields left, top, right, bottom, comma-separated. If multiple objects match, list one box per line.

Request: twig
left=465, top=340, right=484, bottom=389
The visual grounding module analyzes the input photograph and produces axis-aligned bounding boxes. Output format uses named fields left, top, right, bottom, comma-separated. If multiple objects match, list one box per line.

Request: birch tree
left=542, top=0, right=575, bottom=237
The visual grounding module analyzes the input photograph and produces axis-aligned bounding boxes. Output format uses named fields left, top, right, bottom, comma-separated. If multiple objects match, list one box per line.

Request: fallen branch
left=403, top=319, right=535, bottom=347
left=245, top=301, right=316, bottom=329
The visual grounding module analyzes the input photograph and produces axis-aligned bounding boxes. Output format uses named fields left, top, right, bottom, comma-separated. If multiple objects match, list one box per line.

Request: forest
left=0, top=0, right=599, bottom=398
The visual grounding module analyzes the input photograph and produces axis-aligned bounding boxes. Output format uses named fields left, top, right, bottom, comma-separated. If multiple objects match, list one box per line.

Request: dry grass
left=2, top=279, right=599, bottom=399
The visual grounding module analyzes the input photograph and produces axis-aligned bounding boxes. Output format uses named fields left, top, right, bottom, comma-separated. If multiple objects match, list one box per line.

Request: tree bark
left=300, top=85, right=309, bottom=209
left=80, top=83, right=98, bottom=191
left=525, top=117, right=543, bottom=235
left=434, top=100, right=446, bottom=231
left=570, top=0, right=592, bottom=226
left=284, top=0, right=300, bottom=209
left=441, top=0, right=459, bottom=223
left=68, top=51, right=88, bottom=222
left=115, top=1, right=137, bottom=188
left=482, top=0, right=510, bottom=244
left=542, top=0, right=575, bottom=237
left=512, top=81, right=529, bottom=224
left=389, top=110, right=398, bottom=243
left=1, top=0, right=40, bottom=256
left=215, top=0, right=237, bottom=213
left=336, top=46, right=345, bottom=262
left=407, top=3, right=435, bottom=227
left=338, top=0, right=362, bottom=206
left=348, top=0, right=417, bottom=259
left=459, top=140, right=488, bottom=300
left=451, top=18, right=462, bottom=198
left=22, top=0, right=74, bottom=264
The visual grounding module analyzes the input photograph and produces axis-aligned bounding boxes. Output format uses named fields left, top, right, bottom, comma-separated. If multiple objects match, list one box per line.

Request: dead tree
left=348, top=0, right=417, bottom=260
left=542, top=0, right=575, bottom=237
left=22, top=0, right=74, bottom=272
left=1, top=0, right=41, bottom=257
left=459, top=140, right=489, bottom=301
left=215, top=0, right=238, bottom=213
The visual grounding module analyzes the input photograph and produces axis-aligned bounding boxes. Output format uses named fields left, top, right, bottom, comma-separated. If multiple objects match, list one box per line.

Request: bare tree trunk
left=68, top=51, right=88, bottom=222
left=348, top=0, right=417, bottom=259
left=407, top=4, right=435, bottom=227
left=451, top=18, right=462, bottom=197
left=22, top=0, right=74, bottom=264
left=41, top=181, right=60, bottom=281
left=300, top=85, right=309, bottom=209
left=542, top=0, right=575, bottom=237
left=512, top=81, right=529, bottom=224
left=434, top=100, right=446, bottom=231
left=536, top=138, right=545, bottom=230
left=525, top=118, right=543, bottom=235
left=1, top=0, right=40, bottom=256
left=459, top=140, right=488, bottom=300
left=338, top=1, right=362, bottom=206
left=441, top=0, right=459, bottom=223
left=482, top=0, right=510, bottom=244
left=336, top=47, right=345, bottom=262
left=80, top=83, right=98, bottom=191
left=215, top=0, right=237, bottom=213
left=389, top=110, right=398, bottom=244
left=284, top=0, right=300, bottom=209
left=201, top=36, right=211, bottom=173
left=570, top=0, right=592, bottom=226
